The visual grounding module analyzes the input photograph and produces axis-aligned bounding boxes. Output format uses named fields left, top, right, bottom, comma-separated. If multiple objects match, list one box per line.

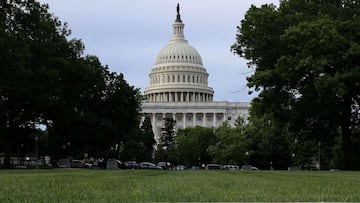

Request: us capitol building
left=141, top=5, right=250, bottom=138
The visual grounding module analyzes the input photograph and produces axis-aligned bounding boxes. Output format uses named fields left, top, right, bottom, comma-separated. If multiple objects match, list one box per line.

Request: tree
left=155, top=117, right=176, bottom=162
left=0, top=0, right=82, bottom=167
left=118, top=115, right=155, bottom=162
left=137, top=116, right=156, bottom=161
left=208, top=119, right=248, bottom=165
left=171, top=126, right=216, bottom=166
left=232, top=0, right=360, bottom=169
left=243, top=114, right=291, bottom=169
left=0, top=0, right=143, bottom=166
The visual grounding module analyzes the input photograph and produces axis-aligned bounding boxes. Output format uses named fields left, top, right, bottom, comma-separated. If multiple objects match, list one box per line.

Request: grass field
left=0, top=169, right=359, bottom=202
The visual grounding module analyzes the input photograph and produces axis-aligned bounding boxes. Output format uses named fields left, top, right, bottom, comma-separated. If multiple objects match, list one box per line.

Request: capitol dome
left=155, top=41, right=203, bottom=65
left=144, top=5, right=214, bottom=103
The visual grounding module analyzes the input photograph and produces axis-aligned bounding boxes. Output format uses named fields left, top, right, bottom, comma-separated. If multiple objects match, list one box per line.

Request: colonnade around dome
left=146, top=91, right=213, bottom=102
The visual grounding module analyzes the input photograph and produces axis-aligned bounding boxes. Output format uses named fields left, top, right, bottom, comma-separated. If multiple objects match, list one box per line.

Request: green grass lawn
left=0, top=169, right=359, bottom=202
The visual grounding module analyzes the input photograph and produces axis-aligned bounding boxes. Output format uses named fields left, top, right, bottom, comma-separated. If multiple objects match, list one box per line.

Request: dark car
left=116, top=160, right=128, bottom=169
left=125, top=161, right=139, bottom=169
left=205, top=164, right=222, bottom=170
left=70, top=160, right=84, bottom=168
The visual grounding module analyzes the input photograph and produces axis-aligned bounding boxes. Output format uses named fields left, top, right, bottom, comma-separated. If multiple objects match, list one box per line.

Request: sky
left=38, top=0, right=279, bottom=102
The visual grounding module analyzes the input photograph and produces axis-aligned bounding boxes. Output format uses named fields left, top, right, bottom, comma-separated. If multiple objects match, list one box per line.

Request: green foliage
left=0, top=0, right=143, bottom=166
left=232, top=0, right=360, bottom=169
left=1, top=170, right=360, bottom=202
left=243, top=114, right=291, bottom=169
left=155, top=117, right=176, bottom=162
left=208, top=120, right=247, bottom=165
left=171, top=126, right=216, bottom=166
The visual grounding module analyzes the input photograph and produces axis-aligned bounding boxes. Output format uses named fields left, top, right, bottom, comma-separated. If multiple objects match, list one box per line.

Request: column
left=175, top=92, right=178, bottom=102
left=181, top=92, right=183, bottom=102
left=203, top=113, right=206, bottom=127
left=223, top=113, right=226, bottom=122
left=186, top=92, right=190, bottom=102
left=152, top=113, right=156, bottom=135
left=192, top=92, right=195, bottom=102
left=213, top=113, right=216, bottom=127
left=173, top=113, right=176, bottom=121
left=193, top=113, right=196, bottom=126
left=183, top=113, right=186, bottom=128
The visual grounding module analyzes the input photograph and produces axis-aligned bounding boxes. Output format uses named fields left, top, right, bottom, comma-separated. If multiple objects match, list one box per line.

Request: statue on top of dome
left=175, top=3, right=182, bottom=22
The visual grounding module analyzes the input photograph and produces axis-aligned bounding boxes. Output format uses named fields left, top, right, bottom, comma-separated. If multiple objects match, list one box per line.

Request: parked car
left=70, top=160, right=84, bottom=168
left=116, top=160, right=128, bottom=169
left=139, top=162, right=162, bottom=169
left=205, top=164, right=222, bottom=170
left=241, top=165, right=259, bottom=170
left=157, top=162, right=170, bottom=169
left=223, top=165, right=239, bottom=170
left=176, top=165, right=186, bottom=170
left=125, top=161, right=139, bottom=169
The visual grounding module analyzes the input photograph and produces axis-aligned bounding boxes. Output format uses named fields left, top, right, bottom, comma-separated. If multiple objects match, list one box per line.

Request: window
left=176, top=115, right=182, bottom=121
left=187, top=115, right=192, bottom=121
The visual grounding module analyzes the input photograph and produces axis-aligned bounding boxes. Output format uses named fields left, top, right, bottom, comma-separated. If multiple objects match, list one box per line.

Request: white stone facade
left=142, top=102, right=250, bottom=140
left=141, top=5, right=250, bottom=138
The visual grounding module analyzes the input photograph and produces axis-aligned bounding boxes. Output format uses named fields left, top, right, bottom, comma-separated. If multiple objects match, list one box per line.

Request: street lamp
left=35, top=136, right=39, bottom=169
left=245, top=151, right=249, bottom=165
left=318, top=142, right=321, bottom=171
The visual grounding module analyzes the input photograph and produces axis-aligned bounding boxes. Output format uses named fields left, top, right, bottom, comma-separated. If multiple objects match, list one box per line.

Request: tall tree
left=0, top=0, right=81, bottom=167
left=155, top=117, right=176, bottom=162
left=0, top=0, right=143, bottom=166
left=232, top=0, right=360, bottom=169
left=139, top=116, right=156, bottom=161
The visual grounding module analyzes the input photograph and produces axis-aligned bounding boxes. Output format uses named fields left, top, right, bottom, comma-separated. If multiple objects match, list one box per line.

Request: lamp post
left=245, top=151, right=249, bottom=165
left=35, top=136, right=39, bottom=169
left=292, top=153, right=295, bottom=166
left=318, top=142, right=321, bottom=171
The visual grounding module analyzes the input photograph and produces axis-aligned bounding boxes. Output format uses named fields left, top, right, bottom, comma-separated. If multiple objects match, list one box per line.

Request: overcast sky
left=38, top=0, right=279, bottom=102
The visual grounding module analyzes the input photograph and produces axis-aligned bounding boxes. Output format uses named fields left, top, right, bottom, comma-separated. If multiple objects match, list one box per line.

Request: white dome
left=144, top=6, right=214, bottom=103
left=156, top=41, right=203, bottom=65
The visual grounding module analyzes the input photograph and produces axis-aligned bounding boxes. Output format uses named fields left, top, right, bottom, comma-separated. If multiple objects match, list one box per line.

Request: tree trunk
left=341, top=97, right=352, bottom=170
left=3, top=130, right=13, bottom=169
left=3, top=144, right=11, bottom=169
